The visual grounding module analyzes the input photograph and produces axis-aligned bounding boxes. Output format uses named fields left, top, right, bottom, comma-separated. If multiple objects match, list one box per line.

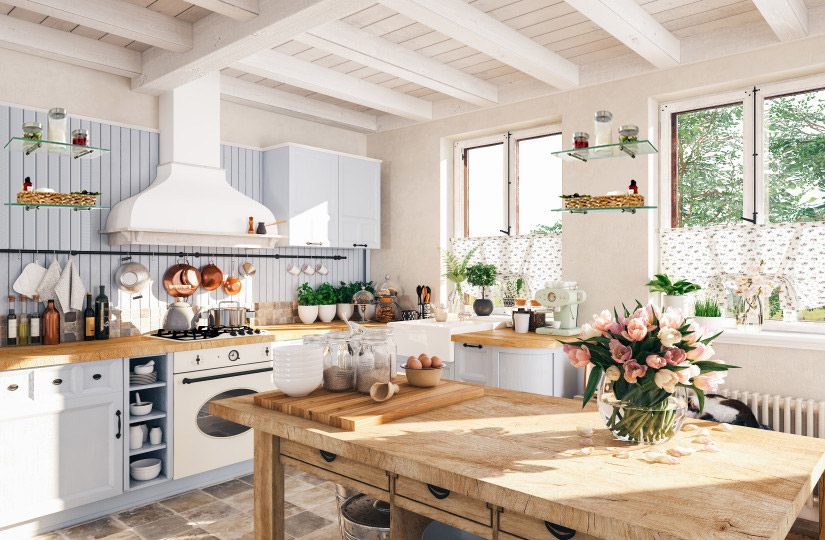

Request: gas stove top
left=146, top=326, right=268, bottom=341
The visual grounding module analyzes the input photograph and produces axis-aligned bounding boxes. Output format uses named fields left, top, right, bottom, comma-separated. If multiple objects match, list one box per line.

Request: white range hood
left=102, top=73, right=280, bottom=249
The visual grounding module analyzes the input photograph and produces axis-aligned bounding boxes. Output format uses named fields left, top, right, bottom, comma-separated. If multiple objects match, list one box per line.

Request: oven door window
left=196, top=388, right=257, bottom=438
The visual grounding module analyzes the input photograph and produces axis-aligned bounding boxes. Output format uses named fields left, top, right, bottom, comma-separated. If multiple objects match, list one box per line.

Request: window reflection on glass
left=517, top=133, right=562, bottom=235
left=196, top=388, right=257, bottom=438
left=672, top=103, right=744, bottom=227
left=464, top=143, right=505, bottom=237
left=765, top=87, right=825, bottom=223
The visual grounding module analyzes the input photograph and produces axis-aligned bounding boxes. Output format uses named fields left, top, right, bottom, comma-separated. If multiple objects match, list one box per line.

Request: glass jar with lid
left=618, top=124, right=639, bottom=143
left=322, top=331, right=357, bottom=392
left=356, top=328, right=396, bottom=394
left=376, top=274, right=402, bottom=323
left=593, top=110, right=613, bottom=147
left=352, top=287, right=376, bottom=322
left=572, top=132, right=589, bottom=149
left=22, top=122, right=42, bottom=141
left=72, top=128, right=89, bottom=146
left=48, top=108, right=68, bottom=144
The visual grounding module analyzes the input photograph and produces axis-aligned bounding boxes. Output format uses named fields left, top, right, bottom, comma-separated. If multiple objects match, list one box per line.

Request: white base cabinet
left=454, top=343, right=581, bottom=398
left=0, top=359, right=124, bottom=528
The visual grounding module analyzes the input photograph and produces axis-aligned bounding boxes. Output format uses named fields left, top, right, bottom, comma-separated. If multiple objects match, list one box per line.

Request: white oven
left=173, top=342, right=276, bottom=478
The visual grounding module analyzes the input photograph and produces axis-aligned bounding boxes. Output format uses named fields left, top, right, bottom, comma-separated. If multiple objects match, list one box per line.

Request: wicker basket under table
left=17, top=191, right=98, bottom=206
left=562, top=194, right=644, bottom=209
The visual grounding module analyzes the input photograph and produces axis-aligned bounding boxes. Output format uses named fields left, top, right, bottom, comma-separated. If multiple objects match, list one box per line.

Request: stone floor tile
left=283, top=465, right=300, bottom=477
left=297, top=524, right=341, bottom=540
left=283, top=511, right=332, bottom=539
left=180, top=501, right=241, bottom=529
left=116, top=502, right=173, bottom=528
left=160, top=490, right=219, bottom=513
left=285, top=485, right=336, bottom=509
left=33, top=534, right=63, bottom=540
left=132, top=515, right=192, bottom=540
left=62, top=517, right=126, bottom=540
left=308, top=500, right=340, bottom=523
left=284, top=501, right=304, bottom=519
left=293, top=472, right=327, bottom=486
left=238, top=473, right=254, bottom=486
left=223, top=489, right=254, bottom=514
left=202, top=479, right=252, bottom=500
left=202, top=512, right=254, bottom=539
left=169, top=528, right=219, bottom=539
left=101, top=531, right=141, bottom=540
left=284, top=475, right=314, bottom=494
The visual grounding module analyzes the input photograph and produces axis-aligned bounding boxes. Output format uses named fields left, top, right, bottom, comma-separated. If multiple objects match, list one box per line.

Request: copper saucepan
left=163, top=259, right=201, bottom=298
left=223, top=261, right=242, bottom=296
left=201, top=259, right=224, bottom=291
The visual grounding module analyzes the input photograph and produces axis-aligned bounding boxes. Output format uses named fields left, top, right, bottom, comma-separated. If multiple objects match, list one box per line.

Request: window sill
left=713, top=329, right=825, bottom=351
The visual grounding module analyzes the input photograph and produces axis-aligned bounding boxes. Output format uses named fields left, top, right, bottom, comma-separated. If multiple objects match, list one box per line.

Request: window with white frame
left=455, top=126, right=562, bottom=238
left=660, top=78, right=825, bottom=327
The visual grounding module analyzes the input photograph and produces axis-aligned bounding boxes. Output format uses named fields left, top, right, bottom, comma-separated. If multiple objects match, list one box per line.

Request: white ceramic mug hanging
left=316, top=263, right=328, bottom=275
left=302, top=264, right=315, bottom=275
left=286, top=263, right=301, bottom=276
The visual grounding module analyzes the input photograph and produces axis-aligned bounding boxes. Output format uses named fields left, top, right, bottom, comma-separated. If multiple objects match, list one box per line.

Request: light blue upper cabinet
left=263, top=144, right=381, bottom=249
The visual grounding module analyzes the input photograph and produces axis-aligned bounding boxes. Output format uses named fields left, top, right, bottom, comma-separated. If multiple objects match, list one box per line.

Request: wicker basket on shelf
left=17, top=191, right=98, bottom=206
left=562, top=194, right=644, bottom=209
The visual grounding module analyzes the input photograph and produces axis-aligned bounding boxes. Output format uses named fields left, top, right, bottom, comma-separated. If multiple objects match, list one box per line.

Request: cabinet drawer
left=395, top=476, right=491, bottom=526
left=77, top=359, right=122, bottom=394
left=33, top=365, right=75, bottom=398
left=500, top=511, right=597, bottom=540
left=280, top=439, right=388, bottom=492
left=0, top=370, right=32, bottom=409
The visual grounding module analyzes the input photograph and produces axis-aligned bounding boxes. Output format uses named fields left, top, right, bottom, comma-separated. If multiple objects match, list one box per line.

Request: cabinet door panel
left=498, top=350, right=555, bottom=396
left=289, top=147, right=339, bottom=247
left=338, top=156, right=380, bottom=249
left=455, top=344, right=497, bottom=387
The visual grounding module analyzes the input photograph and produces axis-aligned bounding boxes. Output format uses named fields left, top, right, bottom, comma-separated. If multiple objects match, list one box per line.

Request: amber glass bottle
left=42, top=300, right=60, bottom=345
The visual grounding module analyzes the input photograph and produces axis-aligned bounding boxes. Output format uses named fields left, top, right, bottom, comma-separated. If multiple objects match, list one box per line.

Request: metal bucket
left=335, top=485, right=361, bottom=539
left=341, top=494, right=390, bottom=540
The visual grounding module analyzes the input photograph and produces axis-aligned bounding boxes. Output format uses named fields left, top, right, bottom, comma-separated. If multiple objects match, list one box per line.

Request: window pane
left=765, top=88, right=825, bottom=223
left=517, top=134, right=562, bottom=235
left=465, top=143, right=505, bottom=237
left=673, top=103, right=744, bottom=227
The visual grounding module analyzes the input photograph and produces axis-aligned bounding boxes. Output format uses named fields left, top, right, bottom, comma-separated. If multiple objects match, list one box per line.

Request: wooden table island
left=211, top=382, right=825, bottom=540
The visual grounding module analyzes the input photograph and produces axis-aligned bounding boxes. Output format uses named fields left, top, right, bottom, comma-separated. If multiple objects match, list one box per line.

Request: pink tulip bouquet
left=564, top=302, right=736, bottom=443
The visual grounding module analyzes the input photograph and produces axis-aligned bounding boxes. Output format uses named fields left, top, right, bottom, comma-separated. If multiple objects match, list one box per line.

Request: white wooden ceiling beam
left=133, top=0, right=372, bottom=94
left=220, top=75, right=377, bottom=132
left=302, top=20, right=498, bottom=106
left=0, top=13, right=141, bottom=76
left=186, top=0, right=259, bottom=22
left=378, top=0, right=578, bottom=90
left=563, top=0, right=680, bottom=68
left=3, top=0, right=192, bottom=52
left=751, top=0, right=808, bottom=41
left=233, top=49, right=433, bottom=121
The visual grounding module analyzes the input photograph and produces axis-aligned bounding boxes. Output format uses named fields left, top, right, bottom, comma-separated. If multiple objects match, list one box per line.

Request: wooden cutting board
left=253, top=377, right=484, bottom=431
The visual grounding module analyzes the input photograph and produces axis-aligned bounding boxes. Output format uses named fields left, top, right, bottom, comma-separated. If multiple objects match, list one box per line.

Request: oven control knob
left=195, top=355, right=200, bottom=365
left=228, top=350, right=240, bottom=362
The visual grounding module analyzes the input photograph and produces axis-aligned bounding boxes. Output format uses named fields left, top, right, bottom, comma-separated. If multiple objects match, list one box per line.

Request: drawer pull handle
left=427, top=484, right=450, bottom=499
left=545, top=521, right=576, bottom=540
left=320, top=450, right=337, bottom=463
left=306, top=241, right=323, bottom=246
left=353, top=243, right=367, bottom=248
left=7, top=384, right=18, bottom=391
left=52, top=378, right=63, bottom=386
left=93, top=374, right=102, bottom=380
left=462, top=343, right=483, bottom=349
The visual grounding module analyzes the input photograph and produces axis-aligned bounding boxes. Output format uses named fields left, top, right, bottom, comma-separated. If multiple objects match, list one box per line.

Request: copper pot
left=223, top=261, right=242, bottom=296
left=164, top=260, right=201, bottom=298
left=200, top=260, right=223, bottom=291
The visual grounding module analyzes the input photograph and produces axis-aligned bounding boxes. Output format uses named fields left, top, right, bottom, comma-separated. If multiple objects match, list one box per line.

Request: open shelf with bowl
left=551, top=140, right=658, bottom=162
left=122, top=354, right=173, bottom=491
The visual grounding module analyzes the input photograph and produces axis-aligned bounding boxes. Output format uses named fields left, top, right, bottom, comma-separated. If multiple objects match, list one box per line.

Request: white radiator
left=718, top=388, right=822, bottom=521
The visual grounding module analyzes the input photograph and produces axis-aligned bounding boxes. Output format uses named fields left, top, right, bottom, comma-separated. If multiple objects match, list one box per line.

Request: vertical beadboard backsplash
left=0, top=105, right=366, bottom=341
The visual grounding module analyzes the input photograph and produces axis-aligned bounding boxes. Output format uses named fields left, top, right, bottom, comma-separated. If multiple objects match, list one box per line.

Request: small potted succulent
left=467, top=263, right=498, bottom=316
left=335, top=281, right=355, bottom=321
left=501, top=276, right=525, bottom=307
left=692, top=297, right=726, bottom=331
left=645, top=273, right=701, bottom=313
left=316, top=282, right=338, bottom=323
left=297, top=283, right=319, bottom=325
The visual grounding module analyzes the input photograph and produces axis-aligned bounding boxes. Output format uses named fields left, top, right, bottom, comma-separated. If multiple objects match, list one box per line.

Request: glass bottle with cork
left=95, top=286, right=109, bottom=340
left=42, top=300, right=60, bottom=345
left=30, top=295, right=41, bottom=345
left=84, top=292, right=95, bottom=341
left=7, top=295, right=17, bottom=346
left=17, top=294, right=29, bottom=345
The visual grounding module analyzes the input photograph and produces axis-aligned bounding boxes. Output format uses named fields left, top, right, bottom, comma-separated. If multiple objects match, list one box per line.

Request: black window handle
left=353, top=243, right=367, bottom=248
left=426, top=484, right=450, bottom=499
left=320, top=450, right=337, bottom=462
left=545, top=521, right=576, bottom=540
left=93, top=373, right=102, bottom=380
left=115, top=410, right=122, bottom=439
left=462, top=343, right=483, bottom=349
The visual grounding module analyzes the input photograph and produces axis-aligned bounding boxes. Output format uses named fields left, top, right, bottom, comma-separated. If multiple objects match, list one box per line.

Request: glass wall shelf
left=5, top=203, right=108, bottom=211
left=552, top=140, right=658, bottom=162
left=4, top=137, right=110, bottom=160
left=552, top=206, right=657, bottom=214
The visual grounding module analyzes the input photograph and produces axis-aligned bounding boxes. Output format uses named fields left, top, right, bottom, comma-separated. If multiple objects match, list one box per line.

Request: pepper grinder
left=247, top=216, right=254, bottom=234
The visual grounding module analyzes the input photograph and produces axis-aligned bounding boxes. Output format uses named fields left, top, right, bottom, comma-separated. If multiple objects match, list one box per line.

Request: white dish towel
left=54, top=257, right=86, bottom=312
left=36, top=257, right=62, bottom=307
left=13, top=260, right=47, bottom=298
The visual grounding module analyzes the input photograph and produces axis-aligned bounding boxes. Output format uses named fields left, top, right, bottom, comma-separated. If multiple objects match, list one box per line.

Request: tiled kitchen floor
left=38, top=465, right=339, bottom=540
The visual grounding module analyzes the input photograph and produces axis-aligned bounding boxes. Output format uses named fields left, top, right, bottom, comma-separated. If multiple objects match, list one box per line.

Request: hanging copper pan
left=163, top=260, right=201, bottom=298
left=200, top=259, right=224, bottom=291
left=223, top=260, right=242, bottom=296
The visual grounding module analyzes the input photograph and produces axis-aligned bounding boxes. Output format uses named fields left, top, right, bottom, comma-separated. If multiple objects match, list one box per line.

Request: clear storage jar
left=593, top=110, right=613, bottom=147
left=618, top=124, right=639, bottom=143
left=322, top=331, right=357, bottom=392
left=356, top=329, right=396, bottom=394
left=48, top=108, right=68, bottom=144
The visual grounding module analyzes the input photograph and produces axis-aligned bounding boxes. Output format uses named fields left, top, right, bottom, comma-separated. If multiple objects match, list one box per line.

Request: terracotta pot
left=200, top=261, right=224, bottom=291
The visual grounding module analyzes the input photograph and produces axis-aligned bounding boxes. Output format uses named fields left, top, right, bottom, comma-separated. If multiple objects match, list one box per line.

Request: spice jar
left=72, top=128, right=89, bottom=146
left=22, top=122, right=42, bottom=140
left=618, top=124, right=639, bottom=143
left=48, top=108, right=68, bottom=144
left=322, top=331, right=357, bottom=392
left=593, top=110, right=613, bottom=147
left=572, top=132, right=589, bottom=149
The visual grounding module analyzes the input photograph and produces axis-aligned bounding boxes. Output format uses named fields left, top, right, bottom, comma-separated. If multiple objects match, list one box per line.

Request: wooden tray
left=253, top=377, right=484, bottom=431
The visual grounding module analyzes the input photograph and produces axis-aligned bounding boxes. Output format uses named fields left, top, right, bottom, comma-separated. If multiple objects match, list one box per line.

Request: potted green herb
left=441, top=246, right=478, bottom=313
left=500, top=276, right=525, bottom=307
left=693, top=297, right=726, bottom=331
left=467, top=263, right=498, bottom=316
left=335, top=281, right=355, bottom=321
left=297, top=283, right=319, bottom=324
left=316, top=282, right=338, bottom=323
left=645, top=273, right=701, bottom=312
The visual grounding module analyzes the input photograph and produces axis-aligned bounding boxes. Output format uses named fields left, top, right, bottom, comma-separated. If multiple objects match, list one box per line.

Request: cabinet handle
left=320, top=450, right=337, bottom=463
left=306, top=241, right=323, bottom=246
left=52, top=378, right=63, bottom=385
left=353, top=243, right=367, bottom=248
left=426, top=484, right=451, bottom=500
left=93, top=373, right=102, bottom=380
left=462, top=343, right=483, bottom=349
left=7, top=384, right=18, bottom=391
left=545, top=521, right=576, bottom=540
left=115, top=410, right=122, bottom=439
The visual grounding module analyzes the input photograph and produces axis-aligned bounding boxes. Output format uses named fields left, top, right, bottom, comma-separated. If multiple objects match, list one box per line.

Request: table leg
left=254, top=430, right=284, bottom=540
left=388, top=473, right=432, bottom=539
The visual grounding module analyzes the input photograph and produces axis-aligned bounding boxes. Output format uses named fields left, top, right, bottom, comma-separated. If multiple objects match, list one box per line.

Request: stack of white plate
left=130, top=458, right=162, bottom=481
left=130, top=372, right=157, bottom=385
left=273, top=344, right=323, bottom=397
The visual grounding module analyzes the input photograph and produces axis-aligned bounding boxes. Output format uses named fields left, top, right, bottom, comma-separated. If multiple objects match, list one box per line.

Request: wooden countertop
left=451, top=327, right=579, bottom=348
left=0, top=321, right=384, bottom=372
left=213, top=385, right=825, bottom=540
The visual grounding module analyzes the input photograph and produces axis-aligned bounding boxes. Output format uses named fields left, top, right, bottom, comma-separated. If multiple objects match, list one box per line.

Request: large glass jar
left=322, top=331, right=357, bottom=392
left=593, top=110, right=613, bottom=147
left=352, top=287, right=376, bottom=322
left=48, top=108, right=68, bottom=144
left=356, top=330, right=396, bottom=394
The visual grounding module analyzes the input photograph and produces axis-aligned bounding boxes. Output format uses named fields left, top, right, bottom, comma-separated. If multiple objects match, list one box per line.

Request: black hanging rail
left=0, top=248, right=347, bottom=260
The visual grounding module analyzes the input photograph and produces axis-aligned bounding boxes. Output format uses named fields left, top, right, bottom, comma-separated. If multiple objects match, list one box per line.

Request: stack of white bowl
left=273, top=344, right=323, bottom=397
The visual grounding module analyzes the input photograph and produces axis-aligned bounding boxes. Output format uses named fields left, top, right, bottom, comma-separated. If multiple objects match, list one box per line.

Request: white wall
left=368, top=33, right=825, bottom=401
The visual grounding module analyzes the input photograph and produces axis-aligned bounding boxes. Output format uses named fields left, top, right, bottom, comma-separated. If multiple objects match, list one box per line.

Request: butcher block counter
left=452, top=327, right=579, bottom=348
left=0, top=321, right=385, bottom=372
left=212, top=384, right=825, bottom=540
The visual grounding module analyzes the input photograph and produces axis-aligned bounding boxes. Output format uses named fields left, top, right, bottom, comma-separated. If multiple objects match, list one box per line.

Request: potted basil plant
left=297, top=283, right=319, bottom=324
left=316, top=282, right=337, bottom=323
left=335, top=281, right=355, bottom=321
left=645, top=273, right=701, bottom=313
left=467, top=263, right=498, bottom=316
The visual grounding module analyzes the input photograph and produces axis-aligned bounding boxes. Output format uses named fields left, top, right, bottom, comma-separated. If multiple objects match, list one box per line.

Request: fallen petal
left=698, top=443, right=720, bottom=453
left=580, top=446, right=593, bottom=455
left=696, top=428, right=710, bottom=436
left=580, top=438, right=593, bottom=446
left=577, top=426, right=596, bottom=437
left=667, top=446, right=696, bottom=457
left=614, top=451, right=633, bottom=459
left=714, top=423, right=733, bottom=432
left=643, top=451, right=666, bottom=462
left=693, top=435, right=714, bottom=445
left=657, top=454, right=681, bottom=465
left=682, top=424, right=699, bottom=432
